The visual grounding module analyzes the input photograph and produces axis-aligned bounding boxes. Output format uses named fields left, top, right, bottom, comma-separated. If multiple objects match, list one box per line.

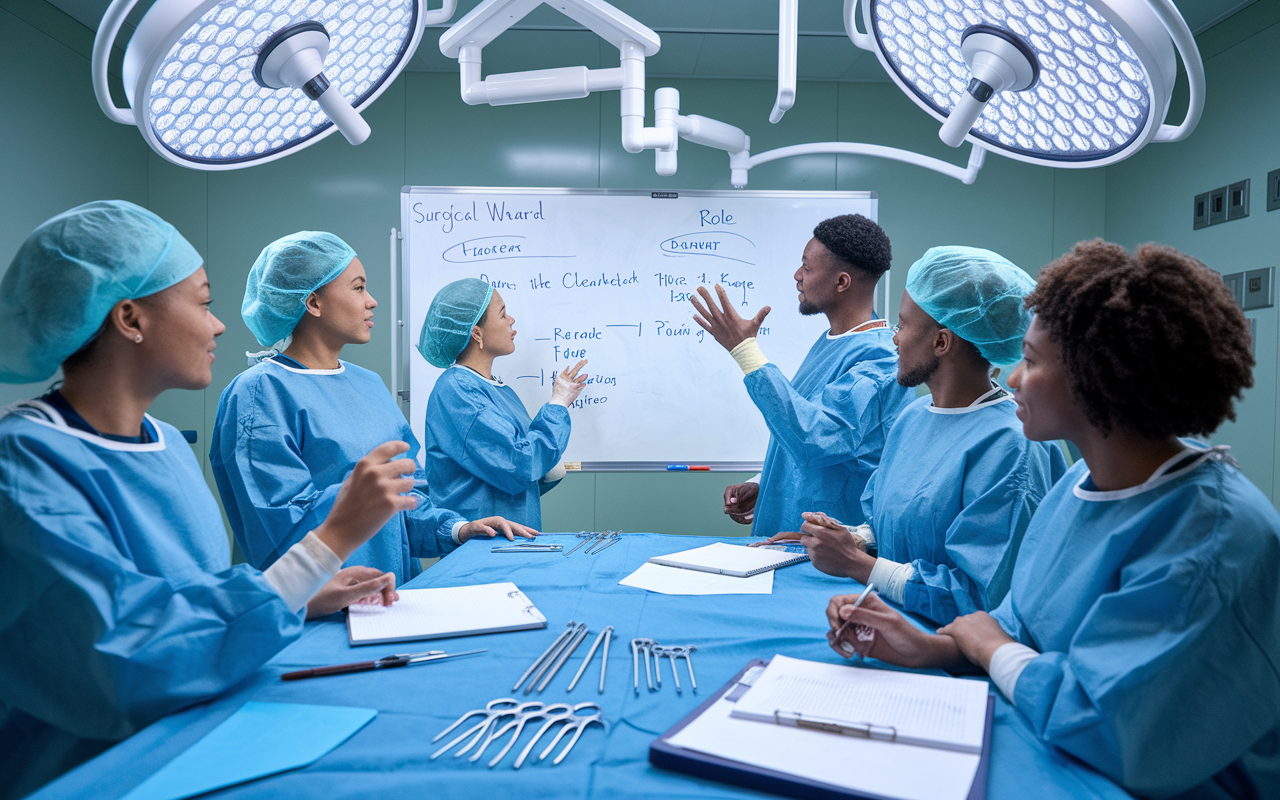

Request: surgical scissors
left=430, top=698, right=529, bottom=760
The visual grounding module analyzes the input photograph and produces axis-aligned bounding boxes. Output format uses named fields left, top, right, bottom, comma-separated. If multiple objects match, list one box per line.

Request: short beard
left=897, top=355, right=939, bottom=388
left=798, top=299, right=822, bottom=316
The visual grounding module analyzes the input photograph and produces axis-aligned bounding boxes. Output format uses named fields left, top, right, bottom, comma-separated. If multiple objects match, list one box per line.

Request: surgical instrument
left=281, top=648, right=486, bottom=681
left=631, top=638, right=658, bottom=693
left=669, top=645, right=698, bottom=692
left=512, top=622, right=576, bottom=693
left=535, top=623, right=589, bottom=693
left=492, top=542, right=562, bottom=553
left=476, top=702, right=571, bottom=766
left=563, top=531, right=599, bottom=557
left=599, top=626, right=612, bottom=694
left=592, top=535, right=622, bottom=555
left=566, top=625, right=612, bottom=693
left=517, top=703, right=605, bottom=767
left=585, top=531, right=620, bottom=555
left=431, top=698, right=526, bottom=760
left=524, top=622, right=585, bottom=694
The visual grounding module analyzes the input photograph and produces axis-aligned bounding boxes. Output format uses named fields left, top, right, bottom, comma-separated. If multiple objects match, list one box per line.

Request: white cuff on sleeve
left=452, top=520, right=467, bottom=544
left=988, top=642, right=1040, bottom=706
left=262, top=532, right=342, bottom=613
left=867, top=557, right=915, bottom=605
left=729, top=338, right=770, bottom=375
left=747, top=473, right=761, bottom=485
left=541, top=463, right=567, bottom=483
left=845, top=523, right=876, bottom=550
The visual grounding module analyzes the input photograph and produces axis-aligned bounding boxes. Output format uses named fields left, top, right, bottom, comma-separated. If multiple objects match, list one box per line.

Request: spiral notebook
left=648, top=542, right=810, bottom=578
left=345, top=582, right=545, bottom=645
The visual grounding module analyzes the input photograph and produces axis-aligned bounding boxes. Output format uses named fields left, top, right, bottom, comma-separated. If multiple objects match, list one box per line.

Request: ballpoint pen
left=281, top=648, right=487, bottom=681
left=833, top=583, right=875, bottom=657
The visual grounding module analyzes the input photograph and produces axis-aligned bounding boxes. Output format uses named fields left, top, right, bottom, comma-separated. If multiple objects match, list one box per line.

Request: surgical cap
left=905, top=246, right=1036, bottom=365
left=0, top=200, right=202, bottom=383
left=417, top=278, right=493, bottom=368
left=242, top=231, right=357, bottom=347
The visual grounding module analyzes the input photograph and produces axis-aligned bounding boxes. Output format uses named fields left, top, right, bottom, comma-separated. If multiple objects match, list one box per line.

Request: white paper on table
left=666, top=695, right=982, bottom=800
left=618, top=562, right=774, bottom=595
left=731, top=655, right=989, bottom=753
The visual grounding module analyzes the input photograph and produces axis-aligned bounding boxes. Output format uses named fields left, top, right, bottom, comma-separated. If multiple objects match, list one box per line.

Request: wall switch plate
left=1243, top=267, right=1274, bottom=310
left=1223, top=271, right=1245, bottom=307
left=1268, top=169, right=1280, bottom=212
left=1228, top=179, right=1250, bottom=220
left=1208, top=186, right=1229, bottom=225
left=1194, top=192, right=1211, bottom=229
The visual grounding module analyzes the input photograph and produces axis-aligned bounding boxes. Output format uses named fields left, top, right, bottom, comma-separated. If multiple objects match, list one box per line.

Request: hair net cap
left=905, top=246, right=1036, bottom=365
left=417, top=278, right=494, bottom=368
left=0, top=200, right=203, bottom=383
left=242, top=231, right=357, bottom=347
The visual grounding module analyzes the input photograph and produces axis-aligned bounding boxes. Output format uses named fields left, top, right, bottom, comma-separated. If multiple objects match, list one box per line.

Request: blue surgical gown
left=0, top=403, right=303, bottom=799
left=423, top=366, right=570, bottom=530
left=211, top=358, right=463, bottom=584
left=991, top=450, right=1280, bottom=799
left=863, top=394, right=1067, bottom=624
left=746, top=327, right=913, bottom=537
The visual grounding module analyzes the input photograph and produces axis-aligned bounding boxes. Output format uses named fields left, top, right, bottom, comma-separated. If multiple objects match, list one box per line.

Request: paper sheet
left=619, top=562, right=774, bottom=595
left=347, top=582, right=545, bottom=645
left=121, top=702, right=376, bottom=800
left=667, top=696, right=981, bottom=800
left=648, top=541, right=808, bottom=576
left=731, top=654, right=989, bottom=753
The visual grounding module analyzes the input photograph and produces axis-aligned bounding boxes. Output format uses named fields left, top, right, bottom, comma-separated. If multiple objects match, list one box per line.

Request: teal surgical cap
left=0, top=200, right=202, bottom=383
left=905, top=245, right=1036, bottom=366
left=417, top=278, right=493, bottom=368
left=242, top=231, right=357, bottom=347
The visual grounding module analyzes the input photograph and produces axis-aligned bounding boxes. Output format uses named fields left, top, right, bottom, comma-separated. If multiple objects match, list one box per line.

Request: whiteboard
left=398, top=187, right=879, bottom=469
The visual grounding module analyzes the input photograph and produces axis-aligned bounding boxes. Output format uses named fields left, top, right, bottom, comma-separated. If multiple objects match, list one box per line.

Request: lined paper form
left=346, top=582, right=545, bottom=645
left=730, top=655, right=988, bottom=753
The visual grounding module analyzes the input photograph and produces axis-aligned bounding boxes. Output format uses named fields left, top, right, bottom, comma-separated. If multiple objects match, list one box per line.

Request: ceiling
left=54, top=0, right=1257, bottom=83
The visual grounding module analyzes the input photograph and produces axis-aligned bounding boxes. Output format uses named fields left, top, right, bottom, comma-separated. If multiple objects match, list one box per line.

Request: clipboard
left=649, top=659, right=994, bottom=800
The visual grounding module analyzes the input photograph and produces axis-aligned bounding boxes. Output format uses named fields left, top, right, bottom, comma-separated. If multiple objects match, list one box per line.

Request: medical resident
left=418, top=279, right=587, bottom=529
left=212, top=233, right=535, bottom=584
left=0, top=202, right=412, bottom=799
left=828, top=240, right=1279, bottom=799
left=760, top=247, right=1066, bottom=624
left=692, top=214, right=914, bottom=536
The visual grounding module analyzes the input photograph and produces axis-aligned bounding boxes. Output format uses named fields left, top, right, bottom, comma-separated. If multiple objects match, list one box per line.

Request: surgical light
left=844, top=0, right=1203, bottom=167
left=93, top=0, right=455, bottom=169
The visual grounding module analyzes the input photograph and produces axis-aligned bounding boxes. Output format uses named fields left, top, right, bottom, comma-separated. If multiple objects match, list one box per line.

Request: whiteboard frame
left=395, top=186, right=883, bottom=472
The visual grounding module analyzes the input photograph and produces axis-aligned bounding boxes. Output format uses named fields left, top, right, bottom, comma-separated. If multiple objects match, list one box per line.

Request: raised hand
left=691, top=285, right=771, bottom=352
left=550, top=358, right=589, bottom=407
left=314, top=441, right=419, bottom=560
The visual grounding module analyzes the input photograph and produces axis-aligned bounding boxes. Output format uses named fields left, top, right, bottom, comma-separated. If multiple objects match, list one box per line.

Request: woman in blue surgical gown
left=827, top=240, right=1280, bottom=800
left=0, top=202, right=413, bottom=799
left=211, top=233, right=536, bottom=585
left=417, top=279, right=588, bottom=529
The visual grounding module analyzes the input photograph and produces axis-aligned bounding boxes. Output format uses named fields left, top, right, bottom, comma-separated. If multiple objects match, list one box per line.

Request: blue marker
left=666, top=465, right=689, bottom=471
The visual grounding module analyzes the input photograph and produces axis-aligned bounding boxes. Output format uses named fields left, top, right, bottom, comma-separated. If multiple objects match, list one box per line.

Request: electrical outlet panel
left=1195, top=179, right=1254, bottom=228
left=1194, top=192, right=1210, bottom=229
left=1243, top=267, right=1273, bottom=311
left=1268, top=169, right=1280, bottom=212
left=1228, top=180, right=1250, bottom=220
left=1208, top=187, right=1229, bottom=225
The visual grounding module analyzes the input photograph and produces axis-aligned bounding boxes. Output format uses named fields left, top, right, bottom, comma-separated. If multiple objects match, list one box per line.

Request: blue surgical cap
left=905, top=246, right=1036, bottom=366
left=417, top=278, right=493, bottom=368
left=242, top=231, right=357, bottom=347
left=0, top=200, right=202, bottom=383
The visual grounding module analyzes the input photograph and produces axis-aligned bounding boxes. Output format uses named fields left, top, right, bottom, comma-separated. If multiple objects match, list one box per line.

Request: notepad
left=121, top=702, right=376, bottom=800
left=346, top=582, right=546, bottom=645
left=730, top=655, right=989, bottom=753
left=647, top=541, right=810, bottom=577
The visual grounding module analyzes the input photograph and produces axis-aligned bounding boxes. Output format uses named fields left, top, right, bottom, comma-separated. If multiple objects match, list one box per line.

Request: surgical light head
left=905, top=245, right=1036, bottom=366
left=0, top=200, right=202, bottom=383
left=418, top=278, right=494, bottom=368
left=242, top=231, right=357, bottom=348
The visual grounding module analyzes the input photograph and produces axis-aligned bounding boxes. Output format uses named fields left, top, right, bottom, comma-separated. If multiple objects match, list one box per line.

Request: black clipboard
left=649, top=659, right=995, bottom=800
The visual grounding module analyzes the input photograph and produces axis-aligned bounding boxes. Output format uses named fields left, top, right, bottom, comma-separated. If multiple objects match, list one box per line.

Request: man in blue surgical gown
left=770, top=247, right=1066, bottom=625
left=692, top=214, right=913, bottom=537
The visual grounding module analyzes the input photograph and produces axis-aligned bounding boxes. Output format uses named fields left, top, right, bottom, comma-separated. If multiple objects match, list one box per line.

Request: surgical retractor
left=566, top=625, right=613, bottom=693
left=535, top=624, right=589, bottom=693
left=512, top=622, right=576, bottom=693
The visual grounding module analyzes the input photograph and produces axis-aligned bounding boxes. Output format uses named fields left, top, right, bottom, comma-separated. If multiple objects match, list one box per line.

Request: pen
left=834, top=583, right=876, bottom=656
left=281, top=648, right=487, bottom=681
left=666, top=465, right=688, bottom=471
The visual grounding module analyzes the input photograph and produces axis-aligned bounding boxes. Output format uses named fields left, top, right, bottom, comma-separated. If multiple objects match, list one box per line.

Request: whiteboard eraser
left=563, top=462, right=582, bottom=471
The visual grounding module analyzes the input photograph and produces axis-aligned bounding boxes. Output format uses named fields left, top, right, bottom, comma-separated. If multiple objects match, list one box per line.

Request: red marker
left=688, top=466, right=711, bottom=471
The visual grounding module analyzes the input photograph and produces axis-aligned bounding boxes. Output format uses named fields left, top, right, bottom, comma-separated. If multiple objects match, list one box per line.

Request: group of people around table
left=0, top=202, right=1275, bottom=800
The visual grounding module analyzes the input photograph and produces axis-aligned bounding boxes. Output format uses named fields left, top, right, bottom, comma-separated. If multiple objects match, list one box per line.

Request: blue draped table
left=33, top=533, right=1133, bottom=800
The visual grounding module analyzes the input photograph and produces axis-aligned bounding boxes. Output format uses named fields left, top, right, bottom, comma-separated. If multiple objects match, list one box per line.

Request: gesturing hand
left=306, top=566, right=398, bottom=620
left=550, top=359, right=589, bottom=407
left=459, top=517, right=540, bottom=542
left=723, top=482, right=759, bottom=524
left=691, top=285, right=771, bottom=352
left=315, top=441, right=419, bottom=561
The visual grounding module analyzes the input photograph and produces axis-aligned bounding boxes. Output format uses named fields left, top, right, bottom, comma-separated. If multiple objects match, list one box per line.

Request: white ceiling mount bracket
left=770, top=0, right=797, bottom=124
left=938, top=26, right=1039, bottom=148
left=254, top=23, right=369, bottom=146
left=732, top=141, right=986, bottom=189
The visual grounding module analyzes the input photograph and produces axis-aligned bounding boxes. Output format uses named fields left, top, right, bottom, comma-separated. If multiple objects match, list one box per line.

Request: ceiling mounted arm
left=769, top=0, right=797, bottom=124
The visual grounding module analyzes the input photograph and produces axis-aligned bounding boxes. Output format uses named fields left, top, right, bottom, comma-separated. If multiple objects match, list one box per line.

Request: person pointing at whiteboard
left=418, top=278, right=588, bottom=530
left=691, top=214, right=914, bottom=538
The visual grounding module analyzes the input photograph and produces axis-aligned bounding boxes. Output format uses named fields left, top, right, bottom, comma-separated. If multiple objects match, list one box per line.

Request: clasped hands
left=824, top=593, right=1015, bottom=672
left=751, top=511, right=876, bottom=584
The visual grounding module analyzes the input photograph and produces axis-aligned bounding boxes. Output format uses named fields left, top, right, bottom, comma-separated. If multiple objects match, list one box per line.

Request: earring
left=134, top=334, right=143, bottom=343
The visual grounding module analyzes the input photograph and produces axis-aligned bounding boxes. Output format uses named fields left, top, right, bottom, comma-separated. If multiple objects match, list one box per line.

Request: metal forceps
left=660, top=645, right=698, bottom=693
left=631, top=638, right=658, bottom=693
left=584, top=531, right=619, bottom=555
left=514, top=702, right=605, bottom=768
left=477, top=702, right=572, bottom=767
left=430, top=698, right=528, bottom=760
left=563, top=531, right=600, bottom=557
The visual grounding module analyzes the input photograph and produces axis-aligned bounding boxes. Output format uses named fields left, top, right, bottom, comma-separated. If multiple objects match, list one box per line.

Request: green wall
left=1, top=3, right=1155, bottom=541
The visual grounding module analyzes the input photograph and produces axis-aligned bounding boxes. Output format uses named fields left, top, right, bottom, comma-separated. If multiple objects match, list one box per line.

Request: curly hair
left=812, top=214, right=892, bottom=279
left=1025, top=239, right=1254, bottom=438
